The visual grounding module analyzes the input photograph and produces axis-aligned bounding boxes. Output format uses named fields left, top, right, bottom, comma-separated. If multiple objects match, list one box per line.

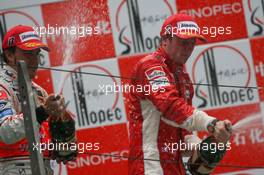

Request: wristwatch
left=207, top=119, right=219, bottom=133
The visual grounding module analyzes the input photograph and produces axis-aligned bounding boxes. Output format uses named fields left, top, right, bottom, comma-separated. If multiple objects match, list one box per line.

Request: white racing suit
left=0, top=65, right=53, bottom=175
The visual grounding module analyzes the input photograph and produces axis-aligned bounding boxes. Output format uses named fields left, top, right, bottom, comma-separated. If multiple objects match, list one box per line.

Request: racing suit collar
left=154, top=47, right=183, bottom=72
left=2, top=65, right=18, bottom=80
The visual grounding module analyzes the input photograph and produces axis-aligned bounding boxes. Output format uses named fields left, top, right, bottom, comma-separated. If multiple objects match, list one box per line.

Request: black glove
left=35, top=105, right=49, bottom=124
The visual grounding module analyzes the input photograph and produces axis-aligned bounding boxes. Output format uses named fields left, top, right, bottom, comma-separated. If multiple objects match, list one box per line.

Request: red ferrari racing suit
left=128, top=47, right=215, bottom=175
left=0, top=65, right=53, bottom=174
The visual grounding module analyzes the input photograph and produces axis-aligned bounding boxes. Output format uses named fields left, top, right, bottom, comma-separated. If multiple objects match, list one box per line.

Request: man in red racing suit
left=0, top=25, right=77, bottom=174
left=128, top=14, right=232, bottom=175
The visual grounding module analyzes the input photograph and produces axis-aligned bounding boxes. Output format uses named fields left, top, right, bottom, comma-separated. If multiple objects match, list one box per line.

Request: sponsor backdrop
left=1, top=0, right=264, bottom=174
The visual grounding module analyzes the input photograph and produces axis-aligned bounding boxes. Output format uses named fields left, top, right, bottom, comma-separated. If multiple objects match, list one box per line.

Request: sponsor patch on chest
left=0, top=90, right=8, bottom=100
left=145, top=66, right=166, bottom=80
left=145, top=66, right=170, bottom=89
left=0, top=108, right=13, bottom=119
left=0, top=101, right=8, bottom=111
left=149, top=77, right=170, bottom=89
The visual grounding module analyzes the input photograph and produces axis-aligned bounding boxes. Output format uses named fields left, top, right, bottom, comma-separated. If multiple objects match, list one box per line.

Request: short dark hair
left=1, top=47, right=16, bottom=63
left=161, top=34, right=172, bottom=42
left=159, top=34, right=173, bottom=47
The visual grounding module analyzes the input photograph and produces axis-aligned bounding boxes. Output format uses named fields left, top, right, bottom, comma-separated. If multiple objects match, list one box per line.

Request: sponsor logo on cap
left=23, top=42, right=44, bottom=48
left=7, top=37, right=15, bottom=47
left=19, top=31, right=40, bottom=42
left=177, top=21, right=199, bottom=31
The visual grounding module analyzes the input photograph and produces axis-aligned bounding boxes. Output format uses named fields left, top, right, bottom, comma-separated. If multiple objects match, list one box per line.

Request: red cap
left=160, top=14, right=206, bottom=42
left=2, top=25, right=50, bottom=51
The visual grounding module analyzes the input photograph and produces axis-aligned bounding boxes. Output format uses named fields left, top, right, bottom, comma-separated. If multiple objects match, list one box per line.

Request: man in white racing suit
left=0, top=25, right=77, bottom=174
